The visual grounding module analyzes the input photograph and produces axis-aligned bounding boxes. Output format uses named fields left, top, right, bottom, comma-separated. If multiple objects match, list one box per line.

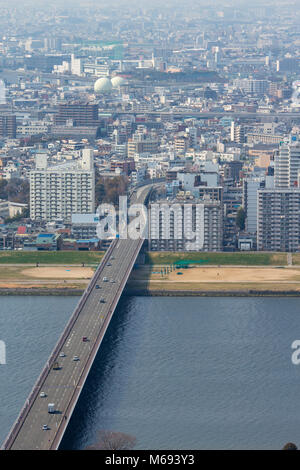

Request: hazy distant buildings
left=230, top=122, right=245, bottom=144
left=127, top=129, right=159, bottom=159
left=233, top=78, right=269, bottom=95
left=71, top=54, right=83, bottom=76
left=44, top=37, right=62, bottom=52
left=54, top=102, right=99, bottom=127
left=0, top=115, right=16, bottom=138
left=276, top=58, right=299, bottom=73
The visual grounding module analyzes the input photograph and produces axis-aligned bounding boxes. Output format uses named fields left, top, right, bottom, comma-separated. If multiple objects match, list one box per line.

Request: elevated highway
left=112, top=110, right=300, bottom=121
left=2, top=184, right=156, bottom=450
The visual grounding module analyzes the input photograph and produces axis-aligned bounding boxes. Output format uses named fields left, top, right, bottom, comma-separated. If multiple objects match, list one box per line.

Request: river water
left=1, top=295, right=300, bottom=449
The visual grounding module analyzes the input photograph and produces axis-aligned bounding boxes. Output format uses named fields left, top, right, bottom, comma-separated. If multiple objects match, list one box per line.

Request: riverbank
left=126, top=288, right=300, bottom=297
left=0, top=288, right=84, bottom=296
left=2, top=286, right=300, bottom=297
left=2, top=263, right=300, bottom=295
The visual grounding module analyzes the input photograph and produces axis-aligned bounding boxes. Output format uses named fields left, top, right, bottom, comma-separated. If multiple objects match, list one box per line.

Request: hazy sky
left=0, top=0, right=285, bottom=6
left=0, top=0, right=297, bottom=16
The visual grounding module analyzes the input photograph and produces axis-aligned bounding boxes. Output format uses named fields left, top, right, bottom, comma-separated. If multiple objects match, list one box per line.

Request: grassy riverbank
left=0, top=251, right=298, bottom=295
left=0, top=251, right=289, bottom=266
left=0, top=251, right=104, bottom=264
left=145, top=252, right=288, bottom=266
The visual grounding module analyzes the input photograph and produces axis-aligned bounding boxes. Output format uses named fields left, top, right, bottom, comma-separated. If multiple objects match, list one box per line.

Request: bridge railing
left=51, top=238, right=144, bottom=449
left=2, top=181, right=158, bottom=450
left=1, top=240, right=117, bottom=450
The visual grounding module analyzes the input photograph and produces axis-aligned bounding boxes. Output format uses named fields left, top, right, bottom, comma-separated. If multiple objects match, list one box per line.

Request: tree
left=85, top=430, right=136, bottom=451
left=95, top=174, right=129, bottom=207
left=0, top=178, right=30, bottom=204
left=236, top=207, right=246, bottom=231
left=282, top=442, right=298, bottom=450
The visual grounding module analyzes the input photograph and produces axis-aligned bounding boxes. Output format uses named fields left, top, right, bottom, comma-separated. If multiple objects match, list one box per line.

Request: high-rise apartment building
left=257, top=189, right=300, bottom=252
left=71, top=54, right=83, bottom=76
left=30, top=149, right=95, bottom=222
left=148, top=199, right=223, bottom=251
left=230, top=122, right=245, bottom=144
left=243, top=177, right=265, bottom=234
left=54, top=102, right=99, bottom=127
left=274, top=137, right=300, bottom=189
left=257, top=136, right=300, bottom=251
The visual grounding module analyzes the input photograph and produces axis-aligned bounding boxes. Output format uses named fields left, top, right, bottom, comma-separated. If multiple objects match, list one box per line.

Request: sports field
left=128, top=265, right=300, bottom=292
left=0, top=265, right=94, bottom=290
left=0, top=250, right=298, bottom=293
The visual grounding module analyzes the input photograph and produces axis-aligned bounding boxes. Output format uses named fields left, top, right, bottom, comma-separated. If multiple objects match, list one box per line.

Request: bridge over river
left=2, top=184, right=154, bottom=450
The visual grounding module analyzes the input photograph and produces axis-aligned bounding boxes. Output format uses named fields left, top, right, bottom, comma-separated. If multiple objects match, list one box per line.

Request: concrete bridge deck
left=2, top=184, right=155, bottom=450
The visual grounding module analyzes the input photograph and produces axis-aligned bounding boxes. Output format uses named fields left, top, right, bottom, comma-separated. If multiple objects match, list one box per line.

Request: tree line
left=95, top=174, right=128, bottom=207
left=0, top=178, right=30, bottom=204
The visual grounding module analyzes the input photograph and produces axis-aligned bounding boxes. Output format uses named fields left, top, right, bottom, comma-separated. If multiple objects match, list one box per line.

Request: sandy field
left=154, top=266, right=300, bottom=283
left=21, top=266, right=94, bottom=279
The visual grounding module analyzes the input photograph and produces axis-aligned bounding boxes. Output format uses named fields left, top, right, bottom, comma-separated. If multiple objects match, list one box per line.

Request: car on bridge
left=48, top=403, right=55, bottom=414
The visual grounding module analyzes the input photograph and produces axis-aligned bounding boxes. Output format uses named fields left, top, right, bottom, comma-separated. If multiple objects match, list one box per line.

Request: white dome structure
left=111, top=76, right=127, bottom=88
left=94, top=77, right=112, bottom=94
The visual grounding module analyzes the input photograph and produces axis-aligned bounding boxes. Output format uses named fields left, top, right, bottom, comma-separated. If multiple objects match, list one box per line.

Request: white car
left=40, top=392, right=47, bottom=398
left=59, top=352, right=66, bottom=357
left=73, top=356, right=80, bottom=361
left=42, top=424, right=48, bottom=430
left=103, top=277, right=108, bottom=282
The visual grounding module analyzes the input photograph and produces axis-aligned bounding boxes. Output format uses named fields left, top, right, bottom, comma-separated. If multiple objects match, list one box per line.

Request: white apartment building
left=148, top=198, right=223, bottom=252
left=274, top=136, right=300, bottom=189
left=243, top=177, right=265, bottom=234
left=71, top=54, right=83, bottom=76
left=30, top=149, right=95, bottom=222
left=257, top=188, right=300, bottom=252
left=233, top=78, right=269, bottom=95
